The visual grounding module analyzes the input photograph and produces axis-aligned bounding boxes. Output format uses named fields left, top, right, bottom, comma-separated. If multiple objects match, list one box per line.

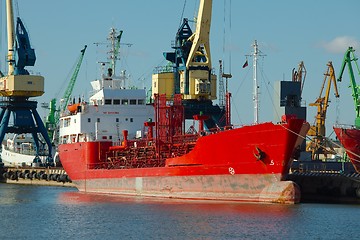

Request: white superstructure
left=59, top=76, right=153, bottom=144
left=59, top=28, right=153, bottom=144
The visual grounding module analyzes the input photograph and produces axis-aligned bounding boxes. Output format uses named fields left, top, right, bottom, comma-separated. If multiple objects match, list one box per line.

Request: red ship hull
left=334, top=126, right=360, bottom=173
left=59, top=118, right=308, bottom=204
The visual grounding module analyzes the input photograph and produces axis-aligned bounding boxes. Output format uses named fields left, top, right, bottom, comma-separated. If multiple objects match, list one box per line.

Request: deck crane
left=307, top=61, right=340, bottom=159
left=152, top=0, right=225, bottom=129
left=0, top=0, right=53, bottom=165
left=45, top=45, right=87, bottom=141
left=337, top=46, right=360, bottom=128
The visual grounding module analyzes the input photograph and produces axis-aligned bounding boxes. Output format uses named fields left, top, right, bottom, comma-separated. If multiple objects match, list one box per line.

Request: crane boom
left=337, top=47, right=360, bottom=128
left=292, top=61, right=307, bottom=96
left=60, top=45, right=87, bottom=113
left=45, top=45, right=87, bottom=142
left=186, top=0, right=212, bottom=69
left=307, top=62, right=339, bottom=160
left=309, top=61, right=339, bottom=137
left=6, top=0, right=15, bottom=74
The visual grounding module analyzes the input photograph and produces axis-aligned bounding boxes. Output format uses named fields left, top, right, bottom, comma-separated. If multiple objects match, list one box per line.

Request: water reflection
left=58, top=191, right=296, bottom=239
left=1, top=185, right=357, bottom=239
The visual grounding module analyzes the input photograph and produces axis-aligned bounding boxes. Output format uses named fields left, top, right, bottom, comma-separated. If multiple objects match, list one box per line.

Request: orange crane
left=307, top=61, right=340, bottom=159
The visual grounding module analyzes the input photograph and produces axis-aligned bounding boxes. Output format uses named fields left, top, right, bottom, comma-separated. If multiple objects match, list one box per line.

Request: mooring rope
left=280, top=122, right=360, bottom=164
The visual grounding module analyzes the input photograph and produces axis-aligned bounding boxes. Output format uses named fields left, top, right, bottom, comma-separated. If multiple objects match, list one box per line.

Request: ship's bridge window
left=121, top=99, right=128, bottom=105
left=113, top=99, right=120, bottom=105
left=105, top=99, right=112, bottom=105
left=88, top=118, right=91, bottom=123
left=130, top=99, right=136, bottom=105
left=64, top=118, right=71, bottom=127
left=97, top=118, right=100, bottom=122
left=138, top=99, right=144, bottom=105
left=116, top=118, right=119, bottom=122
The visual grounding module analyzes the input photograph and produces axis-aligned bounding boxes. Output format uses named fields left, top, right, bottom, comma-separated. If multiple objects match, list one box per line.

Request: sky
left=1, top=0, right=360, bottom=138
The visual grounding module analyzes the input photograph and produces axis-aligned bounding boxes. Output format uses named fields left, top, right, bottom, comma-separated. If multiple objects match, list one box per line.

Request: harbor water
left=0, top=183, right=359, bottom=240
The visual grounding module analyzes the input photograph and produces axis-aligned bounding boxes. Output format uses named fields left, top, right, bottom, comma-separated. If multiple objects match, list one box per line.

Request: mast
left=253, top=40, right=259, bottom=124
left=109, top=28, right=117, bottom=76
left=108, top=28, right=123, bottom=76
left=251, top=40, right=265, bottom=124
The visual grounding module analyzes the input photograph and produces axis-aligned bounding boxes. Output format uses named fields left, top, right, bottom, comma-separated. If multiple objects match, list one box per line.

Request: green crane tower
left=45, top=45, right=87, bottom=141
left=337, top=47, right=360, bottom=128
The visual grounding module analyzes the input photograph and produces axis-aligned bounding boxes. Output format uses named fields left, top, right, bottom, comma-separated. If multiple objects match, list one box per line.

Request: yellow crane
left=153, top=0, right=216, bottom=101
left=307, top=61, right=340, bottom=159
left=152, top=0, right=225, bottom=129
